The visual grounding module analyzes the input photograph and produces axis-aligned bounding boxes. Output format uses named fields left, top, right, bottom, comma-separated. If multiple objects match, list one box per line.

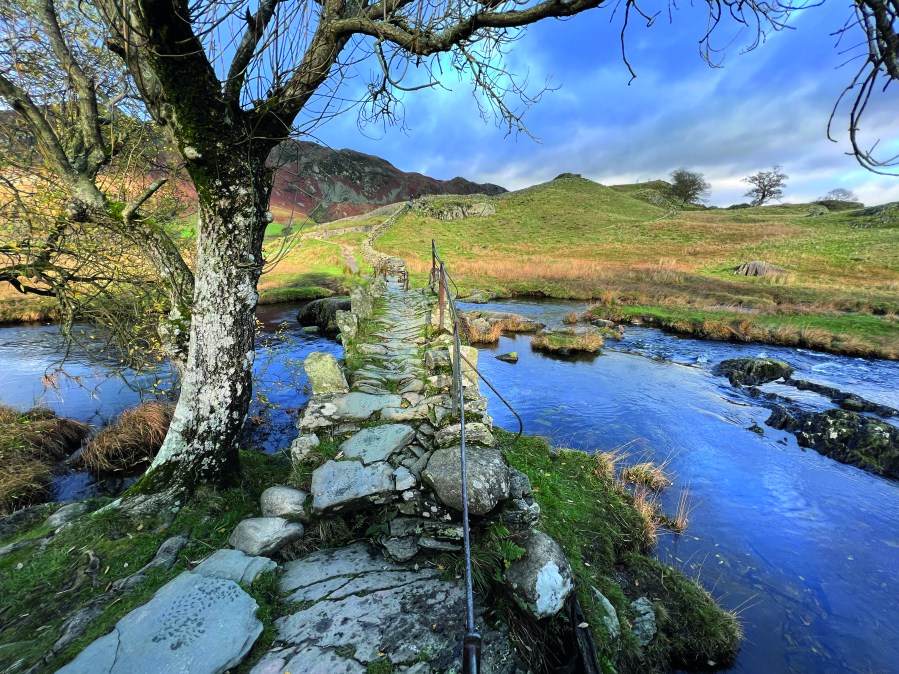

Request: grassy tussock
left=0, top=406, right=91, bottom=514
left=531, top=329, right=603, bottom=354
left=621, top=461, right=672, bottom=490
left=462, top=317, right=504, bottom=344
left=80, top=402, right=174, bottom=473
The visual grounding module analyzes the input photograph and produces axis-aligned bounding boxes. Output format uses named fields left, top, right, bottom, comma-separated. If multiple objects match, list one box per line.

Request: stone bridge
left=59, top=215, right=575, bottom=674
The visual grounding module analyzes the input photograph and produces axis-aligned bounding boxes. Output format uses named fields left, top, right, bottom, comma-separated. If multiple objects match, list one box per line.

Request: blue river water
left=464, top=299, right=899, bottom=674
left=1, top=298, right=897, bottom=672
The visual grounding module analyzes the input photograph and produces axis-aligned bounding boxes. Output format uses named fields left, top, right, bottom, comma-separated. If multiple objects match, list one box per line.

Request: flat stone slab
left=340, top=424, right=415, bottom=464
left=312, top=460, right=395, bottom=512
left=332, top=393, right=403, bottom=421
left=251, top=544, right=518, bottom=674
left=58, top=572, right=262, bottom=674
left=229, top=517, right=305, bottom=557
left=193, top=549, right=276, bottom=585
left=279, top=542, right=400, bottom=592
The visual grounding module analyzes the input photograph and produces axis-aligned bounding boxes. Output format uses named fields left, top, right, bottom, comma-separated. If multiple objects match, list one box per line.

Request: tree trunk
left=121, top=150, right=272, bottom=513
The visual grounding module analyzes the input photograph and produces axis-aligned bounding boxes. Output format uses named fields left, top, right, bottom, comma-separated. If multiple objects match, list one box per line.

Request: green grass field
left=377, top=177, right=899, bottom=358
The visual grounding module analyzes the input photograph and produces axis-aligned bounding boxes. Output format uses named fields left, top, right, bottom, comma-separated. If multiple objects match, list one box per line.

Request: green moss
left=498, top=430, right=740, bottom=672
left=258, top=285, right=334, bottom=304
left=367, top=656, right=394, bottom=674
left=1, top=450, right=290, bottom=673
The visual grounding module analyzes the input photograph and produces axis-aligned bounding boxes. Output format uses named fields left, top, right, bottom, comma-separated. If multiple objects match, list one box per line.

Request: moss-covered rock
left=714, top=357, right=793, bottom=386
left=767, top=407, right=899, bottom=478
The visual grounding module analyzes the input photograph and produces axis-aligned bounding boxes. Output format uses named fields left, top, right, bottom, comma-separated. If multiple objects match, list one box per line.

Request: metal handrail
left=430, top=239, right=524, bottom=674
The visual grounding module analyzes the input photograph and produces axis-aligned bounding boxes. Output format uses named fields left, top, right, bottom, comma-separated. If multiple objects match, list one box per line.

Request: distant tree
left=668, top=169, right=711, bottom=205
left=744, top=166, right=788, bottom=206
left=819, top=188, right=860, bottom=203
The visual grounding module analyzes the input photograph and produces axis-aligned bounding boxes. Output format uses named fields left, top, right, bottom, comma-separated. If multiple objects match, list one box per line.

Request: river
left=1, top=299, right=897, bottom=673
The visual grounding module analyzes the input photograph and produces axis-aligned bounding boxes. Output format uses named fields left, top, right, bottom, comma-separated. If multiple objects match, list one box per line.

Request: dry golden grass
left=631, top=485, right=660, bottom=547
left=0, top=406, right=91, bottom=514
left=531, top=328, right=604, bottom=354
left=621, top=461, right=672, bottom=491
left=669, top=485, right=694, bottom=533
left=80, top=401, right=174, bottom=473
left=462, top=317, right=504, bottom=344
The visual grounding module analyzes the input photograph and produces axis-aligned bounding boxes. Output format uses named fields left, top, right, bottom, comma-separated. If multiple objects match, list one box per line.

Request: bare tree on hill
left=744, top=165, right=789, bottom=206
left=2, top=0, right=899, bottom=511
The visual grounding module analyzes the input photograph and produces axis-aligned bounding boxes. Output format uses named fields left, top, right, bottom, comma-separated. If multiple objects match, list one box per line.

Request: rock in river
left=715, top=357, right=793, bottom=386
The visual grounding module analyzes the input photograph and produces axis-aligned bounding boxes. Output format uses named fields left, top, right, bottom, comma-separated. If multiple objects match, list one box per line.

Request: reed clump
left=80, top=401, right=174, bottom=473
left=0, top=406, right=91, bottom=514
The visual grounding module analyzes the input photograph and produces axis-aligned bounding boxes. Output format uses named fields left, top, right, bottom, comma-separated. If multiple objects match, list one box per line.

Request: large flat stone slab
left=251, top=545, right=518, bottom=674
left=340, top=424, right=415, bottom=464
left=312, top=460, right=395, bottom=512
left=58, top=572, right=262, bottom=674
left=193, top=549, right=276, bottom=585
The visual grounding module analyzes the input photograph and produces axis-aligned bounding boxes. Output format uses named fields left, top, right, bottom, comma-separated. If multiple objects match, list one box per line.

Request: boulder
left=715, top=357, right=793, bottom=386
left=229, top=517, right=305, bottom=557
left=767, top=407, right=899, bottom=478
left=630, top=597, right=657, bottom=646
left=194, top=549, right=277, bottom=585
left=591, top=587, right=621, bottom=647
left=303, top=352, right=348, bottom=394
left=312, top=460, right=396, bottom=512
left=57, top=572, right=263, bottom=674
left=733, top=260, right=787, bottom=277
left=297, top=297, right=350, bottom=334
left=45, top=502, right=90, bottom=529
left=335, top=310, right=358, bottom=340
left=503, top=530, right=573, bottom=619
left=339, top=424, right=415, bottom=464
left=422, top=445, right=510, bottom=515
left=350, top=286, right=374, bottom=319
left=434, top=422, right=495, bottom=449
left=496, top=352, right=518, bottom=363
left=260, top=486, right=310, bottom=522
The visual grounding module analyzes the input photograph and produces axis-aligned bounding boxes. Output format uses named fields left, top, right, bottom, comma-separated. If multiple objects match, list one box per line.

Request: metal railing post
left=431, top=239, right=437, bottom=286
left=438, top=263, right=446, bottom=331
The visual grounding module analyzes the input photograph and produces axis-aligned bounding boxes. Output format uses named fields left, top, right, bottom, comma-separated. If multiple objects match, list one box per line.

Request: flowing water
left=463, top=299, right=899, bottom=674
left=1, top=298, right=897, bottom=672
left=0, top=303, right=340, bottom=500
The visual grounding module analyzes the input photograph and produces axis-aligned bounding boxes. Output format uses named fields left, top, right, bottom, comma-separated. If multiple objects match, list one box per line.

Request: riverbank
left=375, top=177, right=899, bottom=359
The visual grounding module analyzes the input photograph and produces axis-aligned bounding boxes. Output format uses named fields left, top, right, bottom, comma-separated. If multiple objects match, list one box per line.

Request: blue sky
left=311, top=1, right=899, bottom=207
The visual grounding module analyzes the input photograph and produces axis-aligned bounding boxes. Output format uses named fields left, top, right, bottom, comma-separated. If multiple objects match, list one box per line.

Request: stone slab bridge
left=59, top=233, right=577, bottom=674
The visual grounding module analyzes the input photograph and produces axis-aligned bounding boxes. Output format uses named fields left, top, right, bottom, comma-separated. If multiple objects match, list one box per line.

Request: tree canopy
left=744, top=165, right=788, bottom=206
left=667, top=169, right=711, bottom=205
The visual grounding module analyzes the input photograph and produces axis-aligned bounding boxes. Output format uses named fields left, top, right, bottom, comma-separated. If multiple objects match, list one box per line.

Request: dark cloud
left=316, top=3, right=899, bottom=206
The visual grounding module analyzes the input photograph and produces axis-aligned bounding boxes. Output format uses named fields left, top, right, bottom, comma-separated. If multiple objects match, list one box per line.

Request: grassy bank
left=0, top=451, right=290, bottom=673
left=377, top=177, right=899, bottom=358
left=498, top=430, right=740, bottom=672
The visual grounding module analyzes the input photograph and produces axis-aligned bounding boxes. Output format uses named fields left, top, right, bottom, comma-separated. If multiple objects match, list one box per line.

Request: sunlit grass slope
left=377, top=176, right=899, bottom=358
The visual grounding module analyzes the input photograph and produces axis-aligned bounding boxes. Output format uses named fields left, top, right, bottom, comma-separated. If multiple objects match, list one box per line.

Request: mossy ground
left=0, top=450, right=291, bottom=673
left=497, top=430, right=741, bottom=673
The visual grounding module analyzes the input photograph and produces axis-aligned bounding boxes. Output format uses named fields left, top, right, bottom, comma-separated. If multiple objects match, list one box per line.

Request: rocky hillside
left=269, top=140, right=505, bottom=221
